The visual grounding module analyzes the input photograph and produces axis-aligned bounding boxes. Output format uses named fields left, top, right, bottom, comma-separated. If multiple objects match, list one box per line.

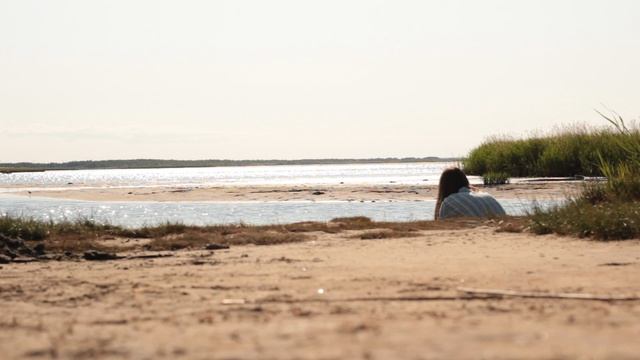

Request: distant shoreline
left=0, top=157, right=460, bottom=174
left=0, top=168, right=46, bottom=174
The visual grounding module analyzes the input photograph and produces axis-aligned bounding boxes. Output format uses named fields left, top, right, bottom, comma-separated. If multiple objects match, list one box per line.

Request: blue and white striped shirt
left=439, top=187, right=506, bottom=219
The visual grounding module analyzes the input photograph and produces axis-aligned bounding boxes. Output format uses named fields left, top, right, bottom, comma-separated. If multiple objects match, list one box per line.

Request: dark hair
left=434, top=167, right=470, bottom=220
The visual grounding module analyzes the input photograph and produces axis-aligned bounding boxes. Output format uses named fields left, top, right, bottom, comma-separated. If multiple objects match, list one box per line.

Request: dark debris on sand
left=204, top=243, right=230, bottom=250
left=83, top=250, right=124, bottom=261
left=0, top=234, right=47, bottom=264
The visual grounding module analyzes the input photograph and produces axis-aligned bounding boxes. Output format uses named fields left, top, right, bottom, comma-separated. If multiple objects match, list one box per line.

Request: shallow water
left=0, top=162, right=474, bottom=192
left=0, top=195, right=560, bottom=227
left=0, top=163, right=562, bottom=226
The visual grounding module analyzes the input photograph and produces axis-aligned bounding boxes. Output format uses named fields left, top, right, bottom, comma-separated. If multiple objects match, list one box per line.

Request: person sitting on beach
left=434, top=167, right=506, bottom=220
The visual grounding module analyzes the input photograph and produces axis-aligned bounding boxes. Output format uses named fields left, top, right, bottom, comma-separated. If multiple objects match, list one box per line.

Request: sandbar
left=12, top=182, right=584, bottom=202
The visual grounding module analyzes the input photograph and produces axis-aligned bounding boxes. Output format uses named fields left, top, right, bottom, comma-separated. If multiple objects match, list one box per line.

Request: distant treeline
left=463, top=127, right=639, bottom=177
left=0, top=157, right=458, bottom=173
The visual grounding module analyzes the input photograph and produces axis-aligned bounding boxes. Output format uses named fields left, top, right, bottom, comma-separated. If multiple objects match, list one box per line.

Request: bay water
left=0, top=162, right=560, bottom=227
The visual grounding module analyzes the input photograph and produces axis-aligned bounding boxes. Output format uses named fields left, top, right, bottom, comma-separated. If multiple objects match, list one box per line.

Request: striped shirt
left=439, top=187, right=506, bottom=219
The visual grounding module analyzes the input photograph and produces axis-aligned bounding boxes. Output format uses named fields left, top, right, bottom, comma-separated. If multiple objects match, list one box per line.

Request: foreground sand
left=1, top=226, right=639, bottom=359
left=13, top=182, right=583, bottom=202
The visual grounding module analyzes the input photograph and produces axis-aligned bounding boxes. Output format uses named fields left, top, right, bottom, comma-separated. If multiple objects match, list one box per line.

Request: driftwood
left=251, top=296, right=463, bottom=305
left=247, top=288, right=640, bottom=305
left=457, top=287, right=640, bottom=302
left=125, top=253, right=175, bottom=260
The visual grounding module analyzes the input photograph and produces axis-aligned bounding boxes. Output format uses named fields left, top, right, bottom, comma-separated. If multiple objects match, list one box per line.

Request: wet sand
left=1, top=226, right=639, bottom=359
left=13, top=182, right=583, bottom=202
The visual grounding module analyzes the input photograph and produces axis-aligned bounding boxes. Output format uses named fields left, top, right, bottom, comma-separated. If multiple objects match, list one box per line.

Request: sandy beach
left=1, top=224, right=639, bottom=359
left=4, top=1, right=639, bottom=358
left=12, top=182, right=583, bottom=202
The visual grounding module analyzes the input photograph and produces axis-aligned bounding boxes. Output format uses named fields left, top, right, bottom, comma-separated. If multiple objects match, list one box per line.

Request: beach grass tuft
left=530, top=197, right=640, bottom=240
left=482, top=171, right=510, bottom=186
left=0, top=216, right=49, bottom=240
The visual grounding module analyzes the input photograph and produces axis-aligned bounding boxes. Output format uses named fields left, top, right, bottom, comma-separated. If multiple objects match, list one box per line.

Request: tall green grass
left=463, top=125, right=639, bottom=177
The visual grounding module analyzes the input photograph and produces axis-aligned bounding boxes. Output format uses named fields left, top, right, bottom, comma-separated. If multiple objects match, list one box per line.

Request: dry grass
left=1, top=216, right=488, bottom=255
left=144, top=229, right=308, bottom=250
left=494, top=217, right=530, bottom=233
left=352, top=230, right=421, bottom=240
left=222, top=231, right=309, bottom=246
left=143, top=232, right=220, bottom=251
left=38, top=232, right=127, bottom=254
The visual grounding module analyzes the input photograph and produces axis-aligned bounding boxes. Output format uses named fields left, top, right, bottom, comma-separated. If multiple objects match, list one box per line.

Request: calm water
left=0, top=162, right=474, bottom=192
left=0, top=195, right=560, bottom=227
left=0, top=163, right=560, bottom=226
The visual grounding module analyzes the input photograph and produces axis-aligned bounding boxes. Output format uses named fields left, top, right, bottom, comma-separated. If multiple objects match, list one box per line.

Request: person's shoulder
left=469, top=191, right=494, bottom=198
left=439, top=197, right=463, bottom=218
left=442, top=192, right=468, bottom=204
left=442, top=191, right=476, bottom=207
left=472, top=190, right=506, bottom=213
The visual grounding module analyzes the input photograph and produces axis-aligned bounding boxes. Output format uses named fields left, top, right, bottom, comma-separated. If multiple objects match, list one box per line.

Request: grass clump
left=0, top=216, right=49, bottom=240
left=530, top=199, right=640, bottom=240
left=482, top=171, right=510, bottom=186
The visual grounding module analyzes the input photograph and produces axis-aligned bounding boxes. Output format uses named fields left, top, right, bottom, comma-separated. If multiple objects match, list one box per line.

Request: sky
left=1, top=0, right=639, bottom=163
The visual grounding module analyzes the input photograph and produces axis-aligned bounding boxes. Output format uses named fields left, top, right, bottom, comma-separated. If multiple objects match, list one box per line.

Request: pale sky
left=1, top=0, right=639, bottom=162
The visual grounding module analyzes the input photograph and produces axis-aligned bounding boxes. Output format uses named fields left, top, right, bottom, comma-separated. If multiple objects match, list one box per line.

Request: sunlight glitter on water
left=0, top=195, right=561, bottom=228
left=0, top=163, right=562, bottom=226
left=0, top=162, right=470, bottom=191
